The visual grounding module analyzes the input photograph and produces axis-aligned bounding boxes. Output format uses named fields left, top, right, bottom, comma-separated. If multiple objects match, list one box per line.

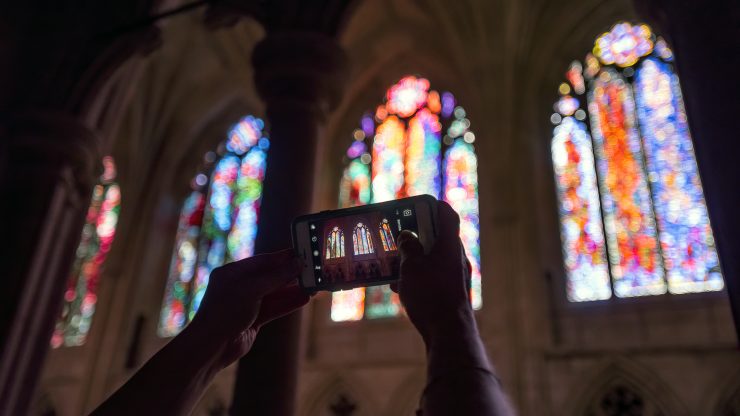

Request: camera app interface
left=308, top=205, right=419, bottom=288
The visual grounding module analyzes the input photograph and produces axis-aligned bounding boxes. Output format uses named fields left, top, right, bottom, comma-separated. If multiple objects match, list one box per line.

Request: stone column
left=0, top=112, right=100, bottom=415
left=634, top=0, right=740, bottom=338
left=229, top=33, right=347, bottom=415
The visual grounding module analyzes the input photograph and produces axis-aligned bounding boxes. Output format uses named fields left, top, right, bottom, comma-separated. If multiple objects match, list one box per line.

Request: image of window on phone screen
left=292, top=195, right=438, bottom=292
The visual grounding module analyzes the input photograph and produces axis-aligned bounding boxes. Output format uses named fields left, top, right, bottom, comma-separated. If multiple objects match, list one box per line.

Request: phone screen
left=305, top=203, right=420, bottom=290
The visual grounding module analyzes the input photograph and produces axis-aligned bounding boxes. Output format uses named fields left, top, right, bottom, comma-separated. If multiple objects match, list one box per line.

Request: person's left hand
left=186, top=249, right=310, bottom=368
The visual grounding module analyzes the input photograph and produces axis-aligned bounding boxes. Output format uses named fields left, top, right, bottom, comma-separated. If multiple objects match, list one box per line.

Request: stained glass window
left=332, top=76, right=481, bottom=321
left=159, top=115, right=269, bottom=336
left=326, top=227, right=345, bottom=259
left=353, top=223, right=374, bottom=255
left=550, top=22, right=723, bottom=302
left=52, top=157, right=120, bottom=348
left=378, top=219, right=397, bottom=252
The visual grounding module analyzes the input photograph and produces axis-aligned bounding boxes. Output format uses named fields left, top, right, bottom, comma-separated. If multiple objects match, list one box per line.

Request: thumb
left=253, top=284, right=310, bottom=329
left=397, top=230, right=424, bottom=262
left=431, top=201, right=461, bottom=256
left=221, top=249, right=303, bottom=297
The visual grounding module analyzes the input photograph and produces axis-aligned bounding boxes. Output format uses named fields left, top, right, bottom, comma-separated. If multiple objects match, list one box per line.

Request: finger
left=461, top=244, right=473, bottom=277
left=222, top=248, right=295, bottom=275
left=389, top=282, right=399, bottom=294
left=431, top=201, right=462, bottom=256
left=398, top=230, right=424, bottom=262
left=221, top=249, right=303, bottom=295
left=253, top=284, right=310, bottom=329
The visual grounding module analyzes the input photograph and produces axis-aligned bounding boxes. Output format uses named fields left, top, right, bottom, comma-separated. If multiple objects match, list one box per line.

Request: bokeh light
left=159, top=117, right=268, bottom=336
left=333, top=76, right=482, bottom=321
left=53, top=157, right=121, bottom=347
left=550, top=22, right=723, bottom=302
left=594, top=22, right=653, bottom=68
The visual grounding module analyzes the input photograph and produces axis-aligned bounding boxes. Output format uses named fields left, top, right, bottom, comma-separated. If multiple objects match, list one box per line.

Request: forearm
left=90, top=326, right=223, bottom=416
left=421, top=313, right=514, bottom=415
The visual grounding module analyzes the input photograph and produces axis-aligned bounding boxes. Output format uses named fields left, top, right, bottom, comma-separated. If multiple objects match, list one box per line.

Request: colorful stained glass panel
left=339, top=159, right=371, bottom=208
left=331, top=288, right=365, bottom=321
left=158, top=191, right=205, bottom=336
left=379, top=219, right=397, bottom=252
left=353, top=223, right=374, bottom=255
left=188, top=156, right=239, bottom=317
left=567, top=61, right=586, bottom=95
left=556, top=96, right=580, bottom=116
left=227, top=147, right=267, bottom=261
left=594, top=23, right=653, bottom=67
left=365, top=285, right=402, bottom=319
left=634, top=58, right=723, bottom=294
left=552, top=118, right=611, bottom=301
left=326, top=227, right=345, bottom=259
left=386, top=76, right=430, bottom=117
left=443, top=140, right=482, bottom=309
left=372, top=116, right=406, bottom=202
left=588, top=72, right=665, bottom=297
left=405, top=109, right=442, bottom=198
left=226, top=116, right=263, bottom=155
left=209, top=155, right=240, bottom=233
left=53, top=157, right=121, bottom=347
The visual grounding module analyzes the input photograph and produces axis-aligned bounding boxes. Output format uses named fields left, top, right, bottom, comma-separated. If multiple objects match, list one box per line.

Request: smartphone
left=292, top=195, right=438, bottom=292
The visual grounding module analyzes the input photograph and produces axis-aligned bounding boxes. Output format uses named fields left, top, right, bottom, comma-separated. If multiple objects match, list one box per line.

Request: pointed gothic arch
left=706, top=366, right=740, bottom=416
left=566, top=357, right=688, bottom=416
left=385, top=369, right=426, bottom=415
left=300, top=374, right=380, bottom=416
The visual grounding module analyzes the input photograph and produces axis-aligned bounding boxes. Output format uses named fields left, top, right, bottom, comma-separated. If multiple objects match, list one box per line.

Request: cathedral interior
left=2, top=0, right=740, bottom=415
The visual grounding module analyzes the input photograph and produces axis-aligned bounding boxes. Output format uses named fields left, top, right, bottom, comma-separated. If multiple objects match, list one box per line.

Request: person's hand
left=391, top=201, right=475, bottom=345
left=186, top=249, right=310, bottom=368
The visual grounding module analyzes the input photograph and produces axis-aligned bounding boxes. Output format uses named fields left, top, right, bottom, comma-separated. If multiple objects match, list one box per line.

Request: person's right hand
left=187, top=249, right=309, bottom=369
left=391, top=201, right=475, bottom=345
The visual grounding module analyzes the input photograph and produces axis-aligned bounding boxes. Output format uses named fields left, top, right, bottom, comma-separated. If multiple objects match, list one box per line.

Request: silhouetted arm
left=393, top=202, right=515, bottom=416
left=421, top=310, right=511, bottom=415
left=91, top=250, right=309, bottom=416
left=90, top=322, right=224, bottom=416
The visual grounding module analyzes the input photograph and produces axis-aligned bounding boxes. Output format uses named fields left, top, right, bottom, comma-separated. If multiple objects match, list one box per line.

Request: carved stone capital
left=204, top=0, right=358, bottom=36
left=1, top=2, right=162, bottom=118
left=3, top=111, right=101, bottom=197
left=252, top=32, right=348, bottom=120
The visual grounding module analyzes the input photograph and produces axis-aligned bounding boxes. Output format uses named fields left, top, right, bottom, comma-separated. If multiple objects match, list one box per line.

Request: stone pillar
left=229, top=33, right=347, bottom=415
left=634, top=0, right=740, bottom=338
left=0, top=112, right=100, bottom=415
